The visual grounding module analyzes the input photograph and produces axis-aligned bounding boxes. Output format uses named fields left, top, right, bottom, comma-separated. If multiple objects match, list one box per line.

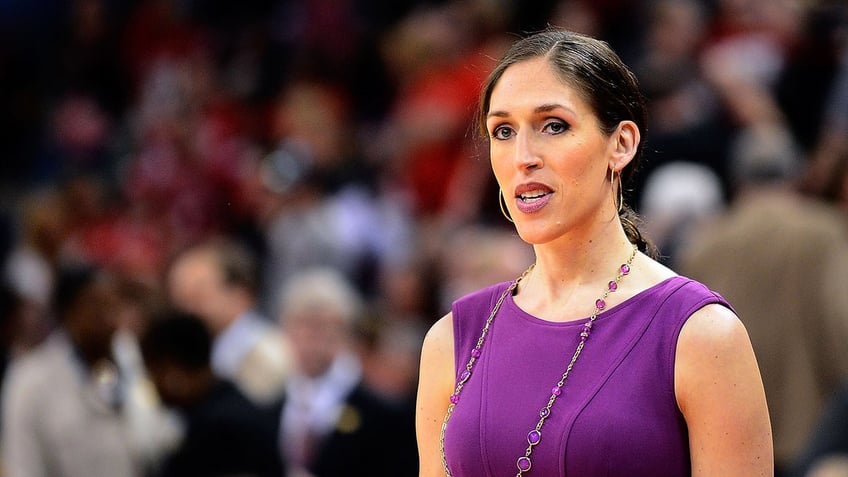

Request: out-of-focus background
left=0, top=0, right=846, bottom=476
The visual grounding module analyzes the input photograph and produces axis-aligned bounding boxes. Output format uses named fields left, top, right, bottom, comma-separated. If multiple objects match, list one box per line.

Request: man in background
left=679, top=130, right=848, bottom=476
left=140, top=309, right=285, bottom=476
left=2, top=264, right=142, bottom=476
left=167, top=237, right=291, bottom=406
left=276, top=266, right=417, bottom=477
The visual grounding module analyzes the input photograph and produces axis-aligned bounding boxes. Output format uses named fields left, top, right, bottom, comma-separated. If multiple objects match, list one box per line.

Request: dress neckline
left=504, top=276, right=685, bottom=326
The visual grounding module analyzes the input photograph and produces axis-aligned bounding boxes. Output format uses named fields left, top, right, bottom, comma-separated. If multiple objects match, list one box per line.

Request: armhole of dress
left=450, top=283, right=511, bottom=380
left=667, top=280, right=734, bottom=414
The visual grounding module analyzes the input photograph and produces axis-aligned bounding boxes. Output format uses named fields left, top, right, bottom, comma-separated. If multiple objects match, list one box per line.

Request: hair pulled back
left=480, top=28, right=656, bottom=257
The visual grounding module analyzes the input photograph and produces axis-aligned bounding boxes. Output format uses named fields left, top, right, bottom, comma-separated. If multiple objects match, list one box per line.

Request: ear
left=608, top=120, right=640, bottom=172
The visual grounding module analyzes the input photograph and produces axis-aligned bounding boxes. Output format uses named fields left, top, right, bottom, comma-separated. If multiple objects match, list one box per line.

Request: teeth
left=520, top=191, right=547, bottom=201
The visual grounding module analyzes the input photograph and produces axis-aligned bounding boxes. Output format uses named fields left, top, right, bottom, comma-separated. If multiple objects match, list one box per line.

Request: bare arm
left=416, top=313, right=455, bottom=477
left=675, top=303, right=774, bottom=476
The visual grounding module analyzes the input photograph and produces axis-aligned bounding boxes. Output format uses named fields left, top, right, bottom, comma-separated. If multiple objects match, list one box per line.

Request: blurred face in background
left=65, top=273, right=122, bottom=366
left=284, top=306, right=349, bottom=378
left=167, top=250, right=235, bottom=333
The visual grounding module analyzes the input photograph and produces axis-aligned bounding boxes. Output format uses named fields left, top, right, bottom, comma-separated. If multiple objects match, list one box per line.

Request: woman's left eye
left=543, top=120, right=568, bottom=134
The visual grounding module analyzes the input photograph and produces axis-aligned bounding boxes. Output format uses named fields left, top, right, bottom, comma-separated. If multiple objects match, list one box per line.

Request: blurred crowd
left=0, top=0, right=847, bottom=476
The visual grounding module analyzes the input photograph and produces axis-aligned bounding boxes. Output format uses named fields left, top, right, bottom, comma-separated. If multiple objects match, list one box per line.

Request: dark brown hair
left=480, top=29, right=656, bottom=257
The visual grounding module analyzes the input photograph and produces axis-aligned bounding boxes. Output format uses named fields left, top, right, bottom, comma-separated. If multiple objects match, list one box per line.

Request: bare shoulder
left=418, top=312, right=456, bottom=406
left=675, top=304, right=774, bottom=476
left=421, top=312, right=455, bottom=357
left=417, top=313, right=457, bottom=476
left=677, top=303, right=748, bottom=359
left=676, top=303, right=752, bottom=400
left=417, top=311, right=457, bottom=410
left=419, top=312, right=457, bottom=386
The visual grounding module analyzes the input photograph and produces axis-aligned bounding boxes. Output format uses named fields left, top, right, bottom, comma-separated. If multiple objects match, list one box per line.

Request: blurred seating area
left=0, top=0, right=846, bottom=476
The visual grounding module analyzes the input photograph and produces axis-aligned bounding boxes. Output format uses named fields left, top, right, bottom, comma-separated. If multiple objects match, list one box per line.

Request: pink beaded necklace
left=439, top=245, right=637, bottom=476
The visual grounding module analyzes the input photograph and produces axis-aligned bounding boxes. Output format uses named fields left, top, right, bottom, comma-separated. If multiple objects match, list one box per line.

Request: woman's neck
left=533, top=222, right=632, bottom=281
left=515, top=226, right=635, bottom=322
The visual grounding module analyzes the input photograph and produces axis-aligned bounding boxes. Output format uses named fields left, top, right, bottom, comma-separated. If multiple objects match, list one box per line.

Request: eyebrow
left=487, top=103, right=575, bottom=119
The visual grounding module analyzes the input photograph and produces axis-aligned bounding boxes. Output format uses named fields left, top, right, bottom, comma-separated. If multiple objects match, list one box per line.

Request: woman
left=416, top=29, right=773, bottom=476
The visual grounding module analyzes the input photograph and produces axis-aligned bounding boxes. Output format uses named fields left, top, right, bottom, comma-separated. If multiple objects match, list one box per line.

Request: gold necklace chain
left=439, top=245, right=637, bottom=476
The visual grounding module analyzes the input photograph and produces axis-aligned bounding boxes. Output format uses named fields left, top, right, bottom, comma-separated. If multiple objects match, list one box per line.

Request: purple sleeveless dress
left=443, top=276, right=731, bottom=476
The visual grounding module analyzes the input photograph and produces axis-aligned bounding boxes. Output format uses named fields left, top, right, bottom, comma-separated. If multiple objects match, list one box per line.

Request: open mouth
left=514, top=186, right=553, bottom=214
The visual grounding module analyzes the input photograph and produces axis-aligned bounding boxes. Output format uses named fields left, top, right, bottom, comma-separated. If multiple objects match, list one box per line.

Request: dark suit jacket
left=161, top=380, right=286, bottom=477
left=304, top=384, right=418, bottom=477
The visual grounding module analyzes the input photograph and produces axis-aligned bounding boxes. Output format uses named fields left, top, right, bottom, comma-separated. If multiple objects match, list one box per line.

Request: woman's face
left=487, top=57, right=620, bottom=246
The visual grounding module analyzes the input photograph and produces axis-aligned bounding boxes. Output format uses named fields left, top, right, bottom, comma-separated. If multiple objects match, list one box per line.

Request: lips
left=514, top=183, right=553, bottom=214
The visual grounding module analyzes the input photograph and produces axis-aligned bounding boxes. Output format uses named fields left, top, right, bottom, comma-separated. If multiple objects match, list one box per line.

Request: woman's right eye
left=491, top=126, right=514, bottom=140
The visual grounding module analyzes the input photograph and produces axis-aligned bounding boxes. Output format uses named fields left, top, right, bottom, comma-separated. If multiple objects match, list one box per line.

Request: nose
left=514, top=131, right=543, bottom=170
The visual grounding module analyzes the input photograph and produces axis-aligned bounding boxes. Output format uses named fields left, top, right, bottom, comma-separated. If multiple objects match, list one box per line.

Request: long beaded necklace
left=439, top=245, right=637, bottom=476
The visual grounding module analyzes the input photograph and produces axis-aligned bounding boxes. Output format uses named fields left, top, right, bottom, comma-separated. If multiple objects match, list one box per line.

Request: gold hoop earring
left=498, top=189, right=514, bottom=223
left=611, top=168, right=624, bottom=213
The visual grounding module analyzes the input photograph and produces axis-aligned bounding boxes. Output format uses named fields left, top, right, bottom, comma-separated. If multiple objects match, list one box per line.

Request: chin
left=513, top=222, right=563, bottom=246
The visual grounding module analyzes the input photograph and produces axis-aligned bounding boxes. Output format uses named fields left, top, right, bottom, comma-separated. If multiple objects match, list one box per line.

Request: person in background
left=167, top=237, right=291, bottom=406
left=768, top=146, right=848, bottom=477
left=276, top=266, right=417, bottom=477
left=1, top=263, right=142, bottom=476
left=356, top=314, right=425, bottom=408
left=0, top=285, right=30, bottom=433
left=1, top=187, right=68, bottom=354
left=678, top=78, right=848, bottom=477
left=112, top=275, right=183, bottom=475
left=140, top=308, right=285, bottom=477
left=354, top=313, right=424, bottom=474
left=416, top=28, right=772, bottom=476
left=793, top=381, right=848, bottom=477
